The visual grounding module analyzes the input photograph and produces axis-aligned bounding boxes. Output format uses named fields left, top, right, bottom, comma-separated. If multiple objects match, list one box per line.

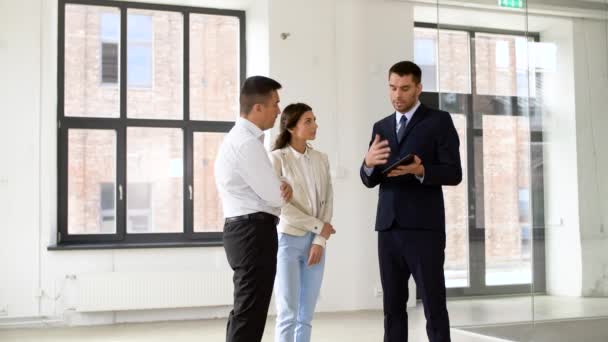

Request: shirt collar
left=237, top=117, right=264, bottom=140
left=288, top=145, right=310, bottom=160
left=395, top=101, right=421, bottom=124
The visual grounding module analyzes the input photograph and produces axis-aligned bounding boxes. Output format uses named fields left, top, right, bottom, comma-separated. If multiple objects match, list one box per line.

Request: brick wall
left=65, top=6, right=236, bottom=234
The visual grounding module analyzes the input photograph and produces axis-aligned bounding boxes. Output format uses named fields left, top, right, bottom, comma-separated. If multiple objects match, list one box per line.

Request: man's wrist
left=415, top=165, right=425, bottom=177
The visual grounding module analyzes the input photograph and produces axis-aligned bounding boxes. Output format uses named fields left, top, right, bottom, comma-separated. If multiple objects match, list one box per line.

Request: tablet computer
left=381, top=154, right=415, bottom=175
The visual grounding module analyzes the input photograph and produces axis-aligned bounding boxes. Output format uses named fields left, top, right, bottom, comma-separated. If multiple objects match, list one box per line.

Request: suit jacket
left=269, top=146, right=334, bottom=247
left=360, top=104, right=462, bottom=231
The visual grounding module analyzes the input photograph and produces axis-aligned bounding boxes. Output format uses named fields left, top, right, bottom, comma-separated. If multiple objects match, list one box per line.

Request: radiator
left=74, top=271, right=234, bottom=312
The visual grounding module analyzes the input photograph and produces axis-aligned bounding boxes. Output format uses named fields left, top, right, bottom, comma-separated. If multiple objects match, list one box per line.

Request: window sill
left=47, top=240, right=223, bottom=251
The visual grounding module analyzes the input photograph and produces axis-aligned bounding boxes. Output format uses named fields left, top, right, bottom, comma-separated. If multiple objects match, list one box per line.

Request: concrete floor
left=0, top=311, right=500, bottom=342
left=2, top=295, right=608, bottom=342
left=460, top=317, right=608, bottom=342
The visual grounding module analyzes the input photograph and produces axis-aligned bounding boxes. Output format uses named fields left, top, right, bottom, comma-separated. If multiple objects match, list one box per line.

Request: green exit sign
left=499, top=0, right=524, bottom=9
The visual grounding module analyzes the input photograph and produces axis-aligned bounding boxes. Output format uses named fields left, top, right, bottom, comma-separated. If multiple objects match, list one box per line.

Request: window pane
left=190, top=14, right=240, bottom=121
left=68, top=129, right=117, bottom=234
left=101, top=42, right=119, bottom=83
left=438, top=30, right=471, bottom=94
left=414, top=28, right=471, bottom=94
left=193, top=132, right=225, bottom=232
left=64, top=5, right=120, bottom=118
left=127, top=14, right=153, bottom=87
left=415, top=38, right=436, bottom=65
left=127, top=128, right=183, bottom=233
left=128, top=45, right=153, bottom=87
left=483, top=115, right=532, bottom=285
left=414, top=28, right=438, bottom=91
left=444, top=114, right=470, bottom=287
left=127, top=10, right=183, bottom=119
left=475, top=33, right=534, bottom=97
left=128, top=14, right=153, bottom=42
left=100, top=12, right=119, bottom=41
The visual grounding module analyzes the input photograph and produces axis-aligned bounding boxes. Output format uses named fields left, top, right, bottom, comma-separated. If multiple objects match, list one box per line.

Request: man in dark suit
left=360, top=61, right=462, bottom=342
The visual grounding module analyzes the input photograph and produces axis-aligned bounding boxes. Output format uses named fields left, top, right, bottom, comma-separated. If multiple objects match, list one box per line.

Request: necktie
left=397, top=115, right=407, bottom=143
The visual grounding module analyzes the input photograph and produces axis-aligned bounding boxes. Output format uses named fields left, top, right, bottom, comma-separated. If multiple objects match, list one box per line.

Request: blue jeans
left=274, top=232, right=325, bottom=342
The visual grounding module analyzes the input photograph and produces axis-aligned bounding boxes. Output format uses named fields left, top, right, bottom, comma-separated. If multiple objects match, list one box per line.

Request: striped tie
left=397, top=115, right=407, bottom=143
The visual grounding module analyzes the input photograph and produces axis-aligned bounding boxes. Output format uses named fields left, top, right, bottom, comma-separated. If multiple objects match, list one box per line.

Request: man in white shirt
left=215, top=76, right=293, bottom=342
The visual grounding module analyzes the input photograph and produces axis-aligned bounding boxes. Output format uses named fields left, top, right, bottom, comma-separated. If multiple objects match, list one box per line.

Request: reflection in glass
left=68, top=129, right=117, bottom=234
left=127, top=127, right=183, bottom=233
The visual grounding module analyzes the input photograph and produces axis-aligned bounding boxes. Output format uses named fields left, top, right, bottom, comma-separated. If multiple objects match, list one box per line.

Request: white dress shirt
left=289, top=146, right=318, bottom=218
left=395, top=101, right=421, bottom=132
left=364, top=101, right=424, bottom=182
left=214, top=118, right=284, bottom=218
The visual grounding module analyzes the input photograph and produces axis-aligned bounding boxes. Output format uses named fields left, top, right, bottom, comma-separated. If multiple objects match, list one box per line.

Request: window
left=101, top=43, right=119, bottom=83
left=100, top=12, right=153, bottom=87
left=101, top=12, right=120, bottom=84
left=126, top=182, right=153, bottom=233
left=415, top=23, right=545, bottom=296
left=100, top=182, right=116, bottom=233
left=67, top=129, right=117, bottom=235
left=127, top=14, right=153, bottom=88
left=414, top=35, right=437, bottom=91
left=58, top=0, right=244, bottom=246
left=414, top=27, right=471, bottom=94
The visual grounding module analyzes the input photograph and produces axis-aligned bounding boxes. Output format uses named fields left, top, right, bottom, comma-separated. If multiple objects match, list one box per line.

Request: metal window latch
left=189, top=185, right=193, bottom=200
left=118, top=184, right=123, bottom=201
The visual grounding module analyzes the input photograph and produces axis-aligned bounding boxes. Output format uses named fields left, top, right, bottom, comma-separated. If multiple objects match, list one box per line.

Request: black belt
left=225, top=212, right=279, bottom=225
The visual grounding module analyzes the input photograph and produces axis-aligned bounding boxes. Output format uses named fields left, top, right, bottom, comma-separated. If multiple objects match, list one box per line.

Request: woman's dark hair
left=273, top=103, right=312, bottom=151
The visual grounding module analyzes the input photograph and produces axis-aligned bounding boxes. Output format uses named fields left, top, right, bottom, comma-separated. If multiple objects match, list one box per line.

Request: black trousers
left=378, top=228, right=451, bottom=342
left=223, top=214, right=279, bottom=342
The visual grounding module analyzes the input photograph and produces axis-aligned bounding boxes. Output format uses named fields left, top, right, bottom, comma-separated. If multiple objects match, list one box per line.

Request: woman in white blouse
left=269, top=103, right=335, bottom=342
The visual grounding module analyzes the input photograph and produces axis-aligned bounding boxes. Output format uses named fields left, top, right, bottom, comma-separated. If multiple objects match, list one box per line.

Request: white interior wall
left=1, top=0, right=607, bottom=328
left=268, top=0, right=414, bottom=311
left=0, top=0, right=44, bottom=319
left=1, top=0, right=416, bottom=326
left=2, top=0, right=278, bottom=326
left=572, top=18, right=608, bottom=297
left=536, top=19, right=583, bottom=297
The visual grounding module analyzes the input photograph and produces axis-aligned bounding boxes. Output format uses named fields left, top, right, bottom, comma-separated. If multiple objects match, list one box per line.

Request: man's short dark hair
left=388, top=61, right=422, bottom=84
left=240, top=76, right=282, bottom=115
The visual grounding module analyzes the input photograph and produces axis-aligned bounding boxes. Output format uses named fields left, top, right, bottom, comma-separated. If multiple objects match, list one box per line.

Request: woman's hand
left=280, top=181, right=293, bottom=202
left=307, top=244, right=324, bottom=266
left=320, top=222, right=336, bottom=240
